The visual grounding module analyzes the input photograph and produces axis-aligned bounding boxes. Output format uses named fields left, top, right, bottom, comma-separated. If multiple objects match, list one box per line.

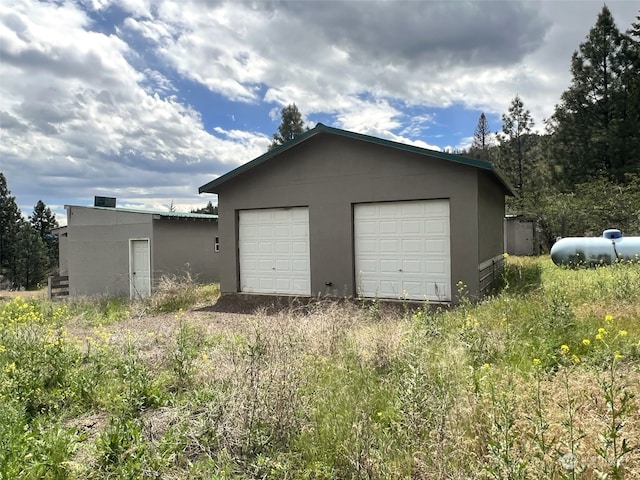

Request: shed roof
left=199, top=123, right=516, bottom=196
left=65, top=205, right=218, bottom=220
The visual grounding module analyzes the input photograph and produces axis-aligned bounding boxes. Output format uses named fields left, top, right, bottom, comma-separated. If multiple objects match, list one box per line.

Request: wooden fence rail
left=48, top=275, right=69, bottom=299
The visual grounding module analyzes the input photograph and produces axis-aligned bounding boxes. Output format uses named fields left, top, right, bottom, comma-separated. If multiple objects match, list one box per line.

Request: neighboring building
left=62, top=205, right=219, bottom=298
left=199, top=123, right=514, bottom=303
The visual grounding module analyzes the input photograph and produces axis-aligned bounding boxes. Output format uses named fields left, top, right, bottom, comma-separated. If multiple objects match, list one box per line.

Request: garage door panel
left=426, top=219, right=447, bottom=234
left=379, top=239, right=398, bottom=252
left=425, top=259, right=447, bottom=274
left=274, top=242, right=290, bottom=254
left=380, top=259, right=400, bottom=273
left=426, top=239, right=446, bottom=254
left=379, top=280, right=402, bottom=297
left=379, top=220, right=399, bottom=234
left=356, top=238, right=377, bottom=253
left=291, top=241, right=308, bottom=254
left=358, top=221, right=377, bottom=234
left=402, top=281, right=424, bottom=297
left=239, top=208, right=310, bottom=295
left=354, top=200, right=450, bottom=301
left=401, top=220, right=421, bottom=234
left=292, top=259, right=309, bottom=271
left=357, top=259, right=378, bottom=274
left=378, top=204, right=401, bottom=217
left=401, top=259, right=423, bottom=273
left=401, top=239, right=422, bottom=254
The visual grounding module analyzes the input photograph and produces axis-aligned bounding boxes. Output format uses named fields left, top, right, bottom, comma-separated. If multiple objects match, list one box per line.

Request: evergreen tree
left=495, top=95, right=535, bottom=197
left=550, top=6, right=639, bottom=186
left=0, top=173, right=22, bottom=284
left=630, top=11, right=640, bottom=38
left=269, top=103, right=306, bottom=150
left=29, top=200, right=59, bottom=270
left=469, top=112, right=492, bottom=160
left=191, top=201, right=218, bottom=215
left=15, top=221, right=47, bottom=289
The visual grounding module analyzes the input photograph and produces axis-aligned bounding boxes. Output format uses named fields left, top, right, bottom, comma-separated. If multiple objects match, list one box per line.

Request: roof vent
left=94, top=196, right=116, bottom=208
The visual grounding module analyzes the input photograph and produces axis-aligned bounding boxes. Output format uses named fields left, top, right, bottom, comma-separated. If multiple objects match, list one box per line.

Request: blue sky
left=1, top=0, right=638, bottom=225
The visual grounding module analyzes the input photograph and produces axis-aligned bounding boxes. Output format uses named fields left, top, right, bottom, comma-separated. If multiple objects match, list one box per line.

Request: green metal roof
left=198, top=123, right=515, bottom=196
left=66, top=205, right=218, bottom=220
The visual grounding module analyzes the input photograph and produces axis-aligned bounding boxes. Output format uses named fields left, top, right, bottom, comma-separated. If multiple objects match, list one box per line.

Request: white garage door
left=239, top=207, right=310, bottom=295
left=354, top=200, right=451, bottom=301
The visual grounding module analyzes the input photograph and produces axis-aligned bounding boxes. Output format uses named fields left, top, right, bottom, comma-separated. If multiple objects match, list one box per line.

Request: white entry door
left=130, top=239, right=151, bottom=299
left=354, top=200, right=451, bottom=301
left=239, top=207, right=310, bottom=295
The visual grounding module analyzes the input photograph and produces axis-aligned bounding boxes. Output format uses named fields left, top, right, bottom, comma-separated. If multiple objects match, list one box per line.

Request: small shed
left=63, top=205, right=219, bottom=298
left=199, top=123, right=514, bottom=303
left=504, top=215, right=538, bottom=256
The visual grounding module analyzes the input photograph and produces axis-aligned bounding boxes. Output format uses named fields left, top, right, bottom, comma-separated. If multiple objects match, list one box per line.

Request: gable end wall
left=215, top=135, right=489, bottom=300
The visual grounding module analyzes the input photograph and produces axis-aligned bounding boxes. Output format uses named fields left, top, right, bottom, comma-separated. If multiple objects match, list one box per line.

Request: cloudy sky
left=1, top=0, right=638, bottom=224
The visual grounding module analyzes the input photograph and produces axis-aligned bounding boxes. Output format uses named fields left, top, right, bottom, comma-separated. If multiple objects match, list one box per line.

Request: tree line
left=468, top=6, right=639, bottom=248
left=0, top=173, right=59, bottom=290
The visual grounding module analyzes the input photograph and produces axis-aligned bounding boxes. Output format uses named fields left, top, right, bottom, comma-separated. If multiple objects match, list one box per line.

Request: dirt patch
left=202, top=293, right=438, bottom=316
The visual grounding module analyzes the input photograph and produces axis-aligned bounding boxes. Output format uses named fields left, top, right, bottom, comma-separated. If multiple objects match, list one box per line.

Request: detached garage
left=200, top=123, right=514, bottom=303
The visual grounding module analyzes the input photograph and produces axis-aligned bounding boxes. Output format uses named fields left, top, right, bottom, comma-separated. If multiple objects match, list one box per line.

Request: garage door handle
left=272, top=267, right=275, bottom=270
left=398, top=269, right=402, bottom=272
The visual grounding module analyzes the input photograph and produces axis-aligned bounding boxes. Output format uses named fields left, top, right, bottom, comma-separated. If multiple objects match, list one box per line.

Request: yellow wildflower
left=618, top=330, right=628, bottom=337
left=560, top=344, right=570, bottom=354
left=532, top=358, right=541, bottom=366
left=614, top=351, right=624, bottom=360
left=582, top=338, right=591, bottom=346
left=605, top=314, right=613, bottom=323
left=572, top=354, right=581, bottom=364
left=595, top=333, right=604, bottom=341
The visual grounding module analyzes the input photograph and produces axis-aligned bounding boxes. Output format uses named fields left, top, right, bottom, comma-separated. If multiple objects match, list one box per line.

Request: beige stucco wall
left=66, top=206, right=152, bottom=297
left=477, top=170, right=508, bottom=262
left=152, top=217, right=219, bottom=284
left=65, top=206, right=219, bottom=297
left=213, top=134, right=506, bottom=300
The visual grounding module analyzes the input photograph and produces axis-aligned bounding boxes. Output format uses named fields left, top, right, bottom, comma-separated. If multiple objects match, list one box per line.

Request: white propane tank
left=550, top=229, right=640, bottom=266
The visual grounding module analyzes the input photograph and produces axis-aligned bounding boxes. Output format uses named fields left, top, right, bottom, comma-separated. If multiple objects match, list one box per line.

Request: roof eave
left=198, top=127, right=322, bottom=194
left=199, top=123, right=517, bottom=197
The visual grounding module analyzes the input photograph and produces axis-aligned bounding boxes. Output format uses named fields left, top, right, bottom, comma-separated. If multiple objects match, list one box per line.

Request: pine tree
left=29, top=200, right=59, bottom=270
left=469, top=112, right=492, bottom=160
left=15, top=221, right=48, bottom=289
left=269, top=103, right=306, bottom=150
left=0, top=173, right=22, bottom=285
left=550, top=6, right=639, bottom=186
left=496, top=95, right=535, bottom=195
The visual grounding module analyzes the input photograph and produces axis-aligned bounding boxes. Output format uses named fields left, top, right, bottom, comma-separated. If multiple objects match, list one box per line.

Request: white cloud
left=2, top=0, right=638, bottom=218
left=0, top=0, right=267, bottom=215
